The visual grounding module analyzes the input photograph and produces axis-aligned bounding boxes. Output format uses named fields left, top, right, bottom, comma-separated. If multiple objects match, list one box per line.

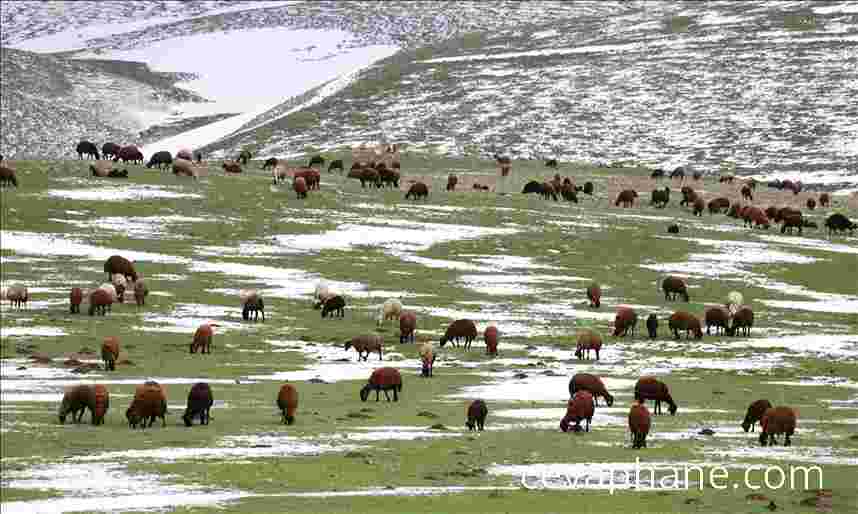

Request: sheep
left=183, top=382, right=213, bottom=427
left=819, top=193, right=830, bottom=207
left=399, top=311, right=417, bottom=343
left=781, top=213, right=804, bottom=234
left=421, top=347, right=436, bottom=377
left=586, top=283, right=601, bottom=308
left=522, top=181, right=542, bottom=194
left=692, top=196, right=705, bottom=216
left=133, top=279, right=149, bottom=306
left=102, top=142, right=121, bottom=160
left=615, top=189, right=638, bottom=207
left=646, top=314, right=658, bottom=339
left=560, top=390, right=595, bottom=433
left=262, top=157, right=278, bottom=170
left=111, top=273, right=127, bottom=303
left=190, top=323, right=217, bottom=354
left=377, top=298, right=402, bottom=326
left=574, top=330, right=603, bottom=361
left=146, top=151, right=173, bottom=170
left=742, top=399, right=773, bottom=433
left=708, top=197, right=730, bottom=214
left=357, top=168, right=380, bottom=188
left=484, top=325, right=498, bottom=356
left=405, top=182, right=429, bottom=200
left=0, top=165, right=18, bottom=187
left=759, top=406, right=798, bottom=446
left=70, top=287, right=83, bottom=314
left=728, top=305, right=754, bottom=336
left=321, top=295, right=346, bottom=318
left=612, top=307, right=637, bottom=337
left=6, top=286, right=29, bottom=309
left=650, top=187, right=670, bottom=208
left=582, top=181, right=594, bottom=195
left=446, top=174, right=458, bottom=191
left=704, top=306, right=731, bottom=335
left=87, top=384, right=110, bottom=425
left=764, top=206, right=778, bottom=219
left=115, top=145, right=143, bottom=164
left=101, top=336, right=120, bottom=371
left=378, top=168, right=400, bottom=188
left=559, top=182, right=578, bottom=202
left=661, top=276, right=689, bottom=302
left=89, top=161, right=113, bottom=177
left=222, top=160, right=243, bottom=174
left=440, top=319, right=478, bottom=349
left=667, top=224, right=679, bottom=234
left=344, top=335, right=384, bottom=361
left=540, top=182, right=558, bottom=201
left=313, top=281, right=335, bottom=308
left=568, top=373, right=614, bottom=407
left=634, top=377, right=678, bottom=415
left=172, top=158, right=198, bottom=179
left=240, top=289, right=265, bottom=322
left=126, top=382, right=167, bottom=429
left=88, top=288, right=113, bottom=316
left=76, top=140, right=100, bottom=159
left=360, top=367, right=403, bottom=402
left=104, top=255, right=137, bottom=283
left=773, top=206, right=800, bottom=223
left=668, top=311, right=703, bottom=339
left=466, top=399, right=488, bottom=431
left=628, top=400, right=652, bottom=449
left=825, top=213, right=857, bottom=235
left=277, top=384, right=299, bottom=424
left=292, top=168, right=320, bottom=189
left=328, top=159, right=344, bottom=173
left=725, top=290, right=743, bottom=315
left=58, top=385, right=92, bottom=424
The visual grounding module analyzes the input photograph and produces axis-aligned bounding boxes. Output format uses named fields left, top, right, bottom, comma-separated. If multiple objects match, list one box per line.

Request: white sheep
left=376, top=298, right=402, bottom=326
left=726, top=291, right=744, bottom=315
left=313, top=281, right=335, bottom=309
left=111, top=274, right=127, bottom=303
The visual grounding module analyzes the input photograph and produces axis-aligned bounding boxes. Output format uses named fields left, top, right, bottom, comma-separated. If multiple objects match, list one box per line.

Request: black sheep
left=76, top=141, right=100, bottom=160
left=522, top=181, right=542, bottom=194
left=321, top=295, right=346, bottom=318
left=646, top=314, right=658, bottom=339
left=146, top=151, right=173, bottom=170
left=183, top=382, right=213, bottom=427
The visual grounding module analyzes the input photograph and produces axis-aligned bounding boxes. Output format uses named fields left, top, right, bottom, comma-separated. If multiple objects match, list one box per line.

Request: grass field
left=1, top=153, right=856, bottom=513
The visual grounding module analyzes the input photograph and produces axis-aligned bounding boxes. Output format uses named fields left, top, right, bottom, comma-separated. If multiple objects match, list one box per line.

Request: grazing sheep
left=742, top=399, right=773, bottom=433
left=378, top=168, right=400, bottom=188
left=741, top=185, right=753, bottom=201
left=88, top=384, right=110, bottom=425
left=313, top=281, right=334, bottom=308
left=692, top=196, right=705, bottom=216
left=560, top=390, right=595, bottom=433
left=344, top=335, right=384, bottom=361
left=190, top=323, right=216, bottom=354
left=222, top=160, right=243, bottom=174
left=747, top=207, right=771, bottom=229
left=183, top=383, right=213, bottom=427
left=646, top=314, right=658, bottom=339
left=176, top=149, right=193, bottom=161
left=291, top=168, right=320, bottom=189
left=708, top=197, right=730, bottom=214
left=399, top=311, right=417, bottom=344
left=360, top=367, right=403, bottom=402
left=728, top=305, right=754, bottom=336
left=101, top=336, right=120, bottom=371
left=328, top=159, right=344, bottom=172
left=628, top=401, right=652, bottom=449
left=466, top=399, right=488, bottom=431
left=115, top=145, right=143, bottom=164
left=405, top=181, right=429, bottom=200
left=133, top=279, right=149, bottom=306
left=293, top=176, right=308, bottom=199
left=704, top=306, right=731, bottom=335
left=146, top=151, right=173, bottom=170
left=238, top=149, right=252, bottom=166
left=421, top=347, right=436, bottom=377
left=58, top=385, right=92, bottom=424
left=759, top=406, right=798, bottom=446
left=104, top=255, right=137, bottom=283
left=680, top=186, right=697, bottom=206
left=819, top=193, right=830, bottom=207
left=773, top=206, right=800, bottom=223
left=6, top=286, right=29, bottom=309
left=574, top=330, right=603, bottom=361
left=661, top=276, right=689, bottom=302
left=240, top=290, right=265, bottom=322
left=634, top=377, right=678, bottom=415
left=484, top=325, right=499, bottom=355
left=111, top=274, right=127, bottom=303
left=262, top=157, right=278, bottom=170
left=780, top=213, right=804, bottom=234
left=586, top=283, right=601, bottom=308
left=277, top=384, right=299, bottom=424
left=76, top=140, right=100, bottom=159
left=70, top=287, right=83, bottom=314
left=440, top=319, right=478, bottom=349
left=725, top=290, right=743, bottom=315
left=568, top=373, right=614, bottom=407
left=359, top=168, right=380, bottom=188
left=102, top=142, right=121, bottom=160
left=650, top=187, right=670, bottom=208
left=446, top=174, right=458, bottom=191
left=612, top=307, right=638, bottom=337
left=615, top=189, right=638, bottom=207
left=321, top=295, right=346, bottom=318
left=522, top=181, right=543, bottom=194
left=582, top=181, right=594, bottom=195
left=126, top=382, right=167, bottom=429
left=667, top=224, right=679, bottom=234
left=825, top=213, right=857, bottom=235
left=668, top=311, right=704, bottom=339
left=0, top=165, right=18, bottom=187
left=377, top=298, right=402, bottom=326
left=172, top=158, right=198, bottom=179
left=88, top=288, right=113, bottom=316
left=651, top=168, right=665, bottom=179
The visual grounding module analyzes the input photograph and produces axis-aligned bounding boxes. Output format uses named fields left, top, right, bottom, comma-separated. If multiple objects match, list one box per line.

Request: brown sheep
left=293, top=168, right=320, bottom=189
left=680, top=186, right=696, bottom=206
left=126, top=382, right=167, bottom=429
left=89, top=160, right=112, bottom=177
left=101, top=336, right=120, bottom=371
left=405, top=181, right=429, bottom=200
left=708, top=197, right=730, bottom=214
left=344, top=334, right=384, bottom=361
left=634, top=377, right=678, bottom=415
left=183, top=382, right=213, bottom=427
left=221, top=161, right=243, bottom=174
left=6, top=286, right=29, bottom=309
left=88, top=288, right=113, bottom=316
left=628, top=401, right=651, bottom=449
left=806, top=198, right=816, bottom=210
left=58, top=385, right=92, bottom=424
left=466, top=399, right=488, bottom=431
left=615, top=189, right=637, bottom=207
left=774, top=206, right=801, bottom=223
left=613, top=306, right=638, bottom=337
left=133, top=279, right=149, bottom=306
left=704, top=306, right=731, bottom=335
left=446, top=174, right=458, bottom=191
left=668, top=311, right=703, bottom=339
left=294, top=176, right=308, bottom=199
left=560, top=390, right=595, bottom=433
left=819, top=193, right=830, bottom=207
left=760, top=406, right=798, bottom=446
left=421, top=348, right=436, bottom=377
left=765, top=206, right=779, bottom=220
left=0, top=165, right=18, bottom=187
left=692, top=196, right=705, bottom=216
left=70, top=287, right=83, bottom=314
left=568, top=373, right=614, bottom=407
left=574, top=330, right=603, bottom=361
left=748, top=207, right=771, bottom=229
left=586, top=283, right=601, bottom=308
left=172, top=158, right=198, bottom=179
left=484, top=325, right=498, bottom=356
left=190, top=323, right=216, bottom=354
left=321, top=294, right=346, bottom=318
left=399, top=310, right=417, bottom=344
left=104, top=255, right=137, bottom=283
left=742, top=399, right=773, bottom=432
left=360, top=367, right=403, bottom=402
left=359, top=168, right=380, bottom=188
left=728, top=305, right=754, bottom=336
left=781, top=213, right=804, bottom=235
left=88, top=384, right=110, bottom=425
left=440, top=319, right=478, bottom=349
left=277, top=384, right=299, bottom=424
left=662, top=276, right=689, bottom=302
